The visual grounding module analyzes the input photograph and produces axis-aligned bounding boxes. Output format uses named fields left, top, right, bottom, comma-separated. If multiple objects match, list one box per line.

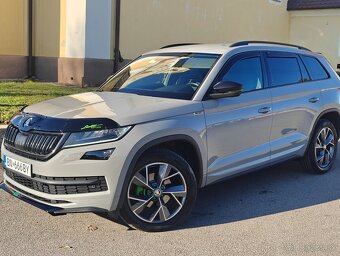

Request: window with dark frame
left=267, top=57, right=302, bottom=87
left=221, top=57, right=263, bottom=92
left=300, top=56, right=329, bottom=81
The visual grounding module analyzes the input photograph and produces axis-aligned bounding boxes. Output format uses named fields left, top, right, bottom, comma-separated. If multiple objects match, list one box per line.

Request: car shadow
left=99, top=146, right=340, bottom=231
left=1, top=133, right=339, bottom=231
left=182, top=152, right=340, bottom=230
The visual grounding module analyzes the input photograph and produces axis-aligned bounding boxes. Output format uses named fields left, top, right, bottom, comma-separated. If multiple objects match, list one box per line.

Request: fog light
left=81, top=149, right=115, bottom=160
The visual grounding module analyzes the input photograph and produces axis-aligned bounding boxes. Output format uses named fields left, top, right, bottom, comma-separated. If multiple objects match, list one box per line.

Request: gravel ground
left=0, top=141, right=340, bottom=255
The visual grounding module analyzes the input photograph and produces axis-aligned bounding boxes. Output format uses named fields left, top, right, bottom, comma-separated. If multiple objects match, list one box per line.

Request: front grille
left=4, top=125, right=63, bottom=160
left=5, top=169, right=108, bottom=195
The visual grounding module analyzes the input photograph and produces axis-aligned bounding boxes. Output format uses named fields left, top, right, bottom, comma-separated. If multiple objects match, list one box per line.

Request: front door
left=203, top=52, right=273, bottom=184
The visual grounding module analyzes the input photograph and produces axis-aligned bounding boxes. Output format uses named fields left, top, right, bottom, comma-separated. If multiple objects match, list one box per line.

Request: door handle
left=309, top=97, right=320, bottom=103
left=258, top=107, right=272, bottom=114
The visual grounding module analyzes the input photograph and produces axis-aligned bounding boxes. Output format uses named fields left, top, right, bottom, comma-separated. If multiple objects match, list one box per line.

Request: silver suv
left=1, top=41, right=340, bottom=232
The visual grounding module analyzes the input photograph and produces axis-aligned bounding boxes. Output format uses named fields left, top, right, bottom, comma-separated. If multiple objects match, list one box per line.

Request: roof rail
left=230, top=41, right=311, bottom=52
left=161, top=43, right=200, bottom=49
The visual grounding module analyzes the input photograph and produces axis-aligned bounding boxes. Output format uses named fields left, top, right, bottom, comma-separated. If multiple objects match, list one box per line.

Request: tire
left=302, top=119, right=338, bottom=174
left=119, top=149, right=197, bottom=232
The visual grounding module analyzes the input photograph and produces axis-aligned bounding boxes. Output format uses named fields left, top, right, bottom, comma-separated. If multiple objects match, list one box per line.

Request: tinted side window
left=222, top=57, right=263, bottom=92
left=267, top=57, right=302, bottom=87
left=301, top=56, right=329, bottom=80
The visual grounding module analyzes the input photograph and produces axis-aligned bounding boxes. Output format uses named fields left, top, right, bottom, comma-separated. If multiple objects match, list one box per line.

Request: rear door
left=266, top=51, right=323, bottom=161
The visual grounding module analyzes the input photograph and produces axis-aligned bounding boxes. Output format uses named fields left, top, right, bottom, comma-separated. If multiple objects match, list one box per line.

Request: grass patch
left=0, top=82, right=95, bottom=123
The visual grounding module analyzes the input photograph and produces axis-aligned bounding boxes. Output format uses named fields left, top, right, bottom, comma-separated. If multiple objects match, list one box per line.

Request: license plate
left=3, top=155, right=32, bottom=177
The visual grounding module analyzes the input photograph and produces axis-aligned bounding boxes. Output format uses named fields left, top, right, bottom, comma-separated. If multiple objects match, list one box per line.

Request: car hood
left=24, top=92, right=203, bottom=126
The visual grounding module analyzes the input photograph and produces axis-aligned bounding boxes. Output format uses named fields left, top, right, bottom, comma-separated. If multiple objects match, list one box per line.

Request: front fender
left=110, top=113, right=207, bottom=211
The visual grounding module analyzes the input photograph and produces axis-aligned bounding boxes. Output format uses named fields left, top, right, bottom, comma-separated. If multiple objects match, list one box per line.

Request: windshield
left=100, top=53, right=220, bottom=100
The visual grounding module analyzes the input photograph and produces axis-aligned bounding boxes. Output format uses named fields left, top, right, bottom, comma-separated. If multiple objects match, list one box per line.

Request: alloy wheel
left=315, top=127, right=335, bottom=168
left=127, top=162, right=187, bottom=224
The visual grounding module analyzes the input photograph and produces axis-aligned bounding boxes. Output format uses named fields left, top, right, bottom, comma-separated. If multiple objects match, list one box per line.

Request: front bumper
left=0, top=182, right=107, bottom=214
left=0, top=136, right=132, bottom=213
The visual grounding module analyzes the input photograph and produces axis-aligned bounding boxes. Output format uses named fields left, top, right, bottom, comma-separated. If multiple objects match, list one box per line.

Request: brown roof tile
left=287, top=0, right=340, bottom=10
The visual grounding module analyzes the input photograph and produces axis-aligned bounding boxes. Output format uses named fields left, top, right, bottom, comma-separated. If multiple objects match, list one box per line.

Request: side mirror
left=209, top=81, right=243, bottom=99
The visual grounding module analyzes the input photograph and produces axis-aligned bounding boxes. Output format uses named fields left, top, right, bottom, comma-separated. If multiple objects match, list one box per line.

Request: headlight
left=63, top=126, right=132, bottom=148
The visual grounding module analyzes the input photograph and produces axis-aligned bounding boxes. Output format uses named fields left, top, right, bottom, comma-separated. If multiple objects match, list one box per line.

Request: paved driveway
left=0, top=148, right=340, bottom=255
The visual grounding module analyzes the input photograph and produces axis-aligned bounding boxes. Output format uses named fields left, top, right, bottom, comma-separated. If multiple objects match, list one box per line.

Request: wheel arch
left=310, top=109, right=340, bottom=136
left=306, top=108, right=340, bottom=154
left=113, top=134, right=205, bottom=211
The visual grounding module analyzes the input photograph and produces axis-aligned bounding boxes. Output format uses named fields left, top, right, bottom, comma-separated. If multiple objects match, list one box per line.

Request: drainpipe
left=27, top=0, right=34, bottom=79
left=113, top=0, right=122, bottom=73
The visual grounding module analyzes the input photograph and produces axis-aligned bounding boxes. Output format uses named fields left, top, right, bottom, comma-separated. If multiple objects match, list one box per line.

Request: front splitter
left=0, top=182, right=108, bottom=214
left=0, top=182, right=63, bottom=213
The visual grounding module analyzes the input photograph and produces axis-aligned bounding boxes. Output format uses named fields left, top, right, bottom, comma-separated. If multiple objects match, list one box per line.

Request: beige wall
left=0, top=0, right=27, bottom=56
left=290, top=9, right=340, bottom=70
left=4, top=0, right=340, bottom=83
left=0, top=0, right=60, bottom=57
left=120, top=0, right=290, bottom=59
left=33, top=0, right=60, bottom=57
left=0, top=0, right=292, bottom=59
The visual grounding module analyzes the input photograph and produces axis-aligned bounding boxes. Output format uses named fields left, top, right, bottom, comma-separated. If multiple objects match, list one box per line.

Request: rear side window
left=301, top=56, right=329, bottom=81
left=267, top=57, right=302, bottom=87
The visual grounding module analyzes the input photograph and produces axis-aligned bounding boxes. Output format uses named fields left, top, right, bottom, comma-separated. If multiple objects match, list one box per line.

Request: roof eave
left=288, top=6, right=340, bottom=11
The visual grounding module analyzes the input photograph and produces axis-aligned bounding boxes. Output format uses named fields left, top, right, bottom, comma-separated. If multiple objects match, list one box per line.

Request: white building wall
left=65, top=0, right=86, bottom=58
left=85, top=0, right=113, bottom=59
